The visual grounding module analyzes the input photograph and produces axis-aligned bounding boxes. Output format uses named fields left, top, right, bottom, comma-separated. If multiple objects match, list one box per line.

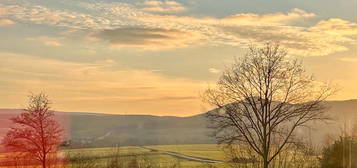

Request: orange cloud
left=223, top=8, right=315, bottom=25
left=310, top=18, right=357, bottom=37
left=0, top=18, right=14, bottom=26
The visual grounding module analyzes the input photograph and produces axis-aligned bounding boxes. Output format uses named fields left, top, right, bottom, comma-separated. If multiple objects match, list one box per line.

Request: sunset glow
left=1, top=0, right=357, bottom=116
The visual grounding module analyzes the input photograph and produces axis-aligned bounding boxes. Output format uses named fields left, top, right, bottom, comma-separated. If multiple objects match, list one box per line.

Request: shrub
left=320, top=136, right=357, bottom=168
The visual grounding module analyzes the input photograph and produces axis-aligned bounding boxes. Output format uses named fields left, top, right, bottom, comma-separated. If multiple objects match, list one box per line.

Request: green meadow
left=0, top=144, right=319, bottom=168
left=62, top=145, right=227, bottom=168
left=61, top=144, right=318, bottom=168
left=146, top=144, right=227, bottom=161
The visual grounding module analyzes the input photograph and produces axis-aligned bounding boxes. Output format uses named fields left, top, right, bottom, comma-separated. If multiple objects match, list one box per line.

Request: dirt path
left=140, top=146, right=224, bottom=164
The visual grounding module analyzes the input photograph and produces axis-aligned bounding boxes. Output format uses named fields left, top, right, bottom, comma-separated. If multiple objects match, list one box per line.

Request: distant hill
left=0, top=109, right=214, bottom=148
left=0, top=99, right=356, bottom=148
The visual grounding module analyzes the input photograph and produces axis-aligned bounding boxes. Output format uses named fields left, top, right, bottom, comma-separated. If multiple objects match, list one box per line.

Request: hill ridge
left=0, top=99, right=356, bottom=148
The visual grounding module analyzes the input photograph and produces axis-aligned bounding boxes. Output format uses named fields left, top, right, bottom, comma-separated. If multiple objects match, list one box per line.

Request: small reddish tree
left=1, top=93, right=63, bottom=168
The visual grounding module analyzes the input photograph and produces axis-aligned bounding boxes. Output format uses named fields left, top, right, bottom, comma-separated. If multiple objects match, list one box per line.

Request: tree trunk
left=263, top=156, right=269, bottom=168
left=42, top=156, right=46, bottom=168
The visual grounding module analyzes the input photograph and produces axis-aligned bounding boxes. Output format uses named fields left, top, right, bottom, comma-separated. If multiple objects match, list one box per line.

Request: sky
left=0, top=0, right=357, bottom=116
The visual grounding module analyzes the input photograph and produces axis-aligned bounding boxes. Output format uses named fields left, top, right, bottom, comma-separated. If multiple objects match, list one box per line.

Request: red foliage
left=1, top=93, right=65, bottom=168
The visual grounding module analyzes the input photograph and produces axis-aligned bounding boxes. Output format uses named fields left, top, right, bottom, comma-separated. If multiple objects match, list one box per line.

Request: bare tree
left=1, top=93, right=64, bottom=168
left=203, top=43, right=335, bottom=168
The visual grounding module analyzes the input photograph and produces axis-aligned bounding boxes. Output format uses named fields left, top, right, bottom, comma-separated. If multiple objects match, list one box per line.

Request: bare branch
left=203, top=42, right=335, bottom=168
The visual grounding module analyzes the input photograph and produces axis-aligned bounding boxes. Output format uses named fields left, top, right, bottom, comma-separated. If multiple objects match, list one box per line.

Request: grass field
left=61, top=145, right=227, bottom=168
left=62, top=144, right=318, bottom=168
left=0, top=145, right=224, bottom=168
left=0, top=144, right=319, bottom=168
left=146, top=144, right=227, bottom=161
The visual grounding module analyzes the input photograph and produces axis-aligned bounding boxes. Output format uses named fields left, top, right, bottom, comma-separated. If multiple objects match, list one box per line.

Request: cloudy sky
left=1, top=0, right=357, bottom=116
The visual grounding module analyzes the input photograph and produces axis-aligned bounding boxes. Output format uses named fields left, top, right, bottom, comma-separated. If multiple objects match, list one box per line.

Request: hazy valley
left=1, top=99, right=356, bottom=148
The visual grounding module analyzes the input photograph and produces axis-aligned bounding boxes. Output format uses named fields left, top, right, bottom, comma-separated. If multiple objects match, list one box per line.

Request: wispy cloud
left=0, top=7, right=14, bottom=26
left=0, top=4, right=113, bottom=29
left=1, top=2, right=357, bottom=55
left=27, top=36, right=63, bottom=47
left=223, top=8, right=315, bottom=25
left=208, top=68, right=220, bottom=74
left=93, top=27, right=201, bottom=50
left=0, top=18, right=14, bottom=26
left=141, top=0, right=186, bottom=13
